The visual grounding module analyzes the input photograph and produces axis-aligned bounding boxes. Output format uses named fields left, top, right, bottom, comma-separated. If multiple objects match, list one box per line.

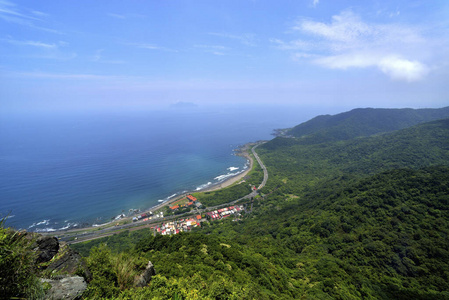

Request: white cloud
left=378, top=56, right=429, bottom=81
left=107, top=13, right=126, bottom=19
left=270, top=38, right=315, bottom=51
left=194, top=44, right=229, bottom=55
left=32, top=10, right=48, bottom=17
left=314, top=53, right=429, bottom=81
left=0, top=1, right=40, bottom=21
left=0, top=1, right=61, bottom=34
left=312, top=0, right=319, bottom=8
left=276, top=10, right=432, bottom=81
left=209, top=32, right=256, bottom=46
left=4, top=39, right=58, bottom=48
left=1, top=39, right=76, bottom=60
left=128, top=43, right=178, bottom=52
left=9, top=71, right=119, bottom=81
left=92, top=49, right=126, bottom=64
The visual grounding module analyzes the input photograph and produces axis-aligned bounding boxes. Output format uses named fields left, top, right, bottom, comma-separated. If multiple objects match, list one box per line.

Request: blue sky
left=1, top=0, right=448, bottom=112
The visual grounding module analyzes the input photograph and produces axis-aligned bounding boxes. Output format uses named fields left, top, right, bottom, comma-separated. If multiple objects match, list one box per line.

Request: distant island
left=169, top=101, right=198, bottom=109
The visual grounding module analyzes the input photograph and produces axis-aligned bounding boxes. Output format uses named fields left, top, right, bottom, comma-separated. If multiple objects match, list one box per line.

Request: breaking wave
left=196, top=182, right=212, bottom=191
left=214, top=169, right=245, bottom=182
left=28, top=219, right=50, bottom=229
left=33, top=221, right=79, bottom=232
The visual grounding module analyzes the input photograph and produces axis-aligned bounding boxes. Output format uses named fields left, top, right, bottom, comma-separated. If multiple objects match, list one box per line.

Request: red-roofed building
left=196, top=215, right=202, bottom=220
left=170, top=205, right=180, bottom=210
left=187, top=195, right=197, bottom=201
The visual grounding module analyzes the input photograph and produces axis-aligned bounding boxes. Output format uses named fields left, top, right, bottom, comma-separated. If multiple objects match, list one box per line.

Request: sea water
left=0, top=105, right=321, bottom=231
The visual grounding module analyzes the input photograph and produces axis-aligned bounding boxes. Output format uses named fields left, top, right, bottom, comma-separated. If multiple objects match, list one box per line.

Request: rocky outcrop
left=46, top=243, right=92, bottom=281
left=41, top=275, right=87, bottom=300
left=34, top=236, right=59, bottom=264
left=134, top=261, right=156, bottom=287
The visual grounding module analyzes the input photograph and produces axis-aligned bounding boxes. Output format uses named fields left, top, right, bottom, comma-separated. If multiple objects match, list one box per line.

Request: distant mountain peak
left=286, top=106, right=449, bottom=143
left=169, top=101, right=198, bottom=109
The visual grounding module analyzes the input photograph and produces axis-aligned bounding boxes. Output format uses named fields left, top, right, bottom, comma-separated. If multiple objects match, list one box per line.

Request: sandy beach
left=146, top=142, right=255, bottom=211
left=200, top=144, right=254, bottom=193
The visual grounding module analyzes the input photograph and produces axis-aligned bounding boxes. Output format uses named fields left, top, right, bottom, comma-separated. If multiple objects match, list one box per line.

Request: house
left=187, top=195, right=197, bottom=201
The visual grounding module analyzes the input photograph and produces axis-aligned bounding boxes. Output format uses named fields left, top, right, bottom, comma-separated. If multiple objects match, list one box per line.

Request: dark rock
left=41, top=275, right=87, bottom=300
left=134, top=261, right=156, bottom=287
left=46, top=244, right=92, bottom=281
left=35, top=236, right=59, bottom=264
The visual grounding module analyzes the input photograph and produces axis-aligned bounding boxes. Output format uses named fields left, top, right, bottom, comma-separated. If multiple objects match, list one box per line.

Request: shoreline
left=47, top=142, right=257, bottom=234
left=199, top=144, right=254, bottom=193
left=133, top=142, right=255, bottom=212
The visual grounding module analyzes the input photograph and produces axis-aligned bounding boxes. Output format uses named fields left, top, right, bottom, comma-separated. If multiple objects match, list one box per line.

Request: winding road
left=252, top=143, right=268, bottom=190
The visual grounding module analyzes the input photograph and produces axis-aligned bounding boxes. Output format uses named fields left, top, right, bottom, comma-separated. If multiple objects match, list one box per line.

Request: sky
left=1, top=0, right=448, bottom=113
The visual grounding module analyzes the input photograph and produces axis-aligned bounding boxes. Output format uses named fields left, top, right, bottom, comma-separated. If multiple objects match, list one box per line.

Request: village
left=152, top=204, right=245, bottom=236
left=129, top=194, right=246, bottom=236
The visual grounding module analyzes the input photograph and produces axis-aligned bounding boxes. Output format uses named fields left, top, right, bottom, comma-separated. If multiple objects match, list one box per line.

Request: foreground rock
left=32, top=234, right=91, bottom=298
left=34, top=236, right=59, bottom=264
left=134, top=261, right=156, bottom=287
left=46, top=243, right=92, bottom=281
left=41, top=275, right=87, bottom=300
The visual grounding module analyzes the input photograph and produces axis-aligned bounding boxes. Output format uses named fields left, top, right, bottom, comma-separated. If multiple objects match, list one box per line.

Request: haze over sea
left=1, top=104, right=335, bottom=232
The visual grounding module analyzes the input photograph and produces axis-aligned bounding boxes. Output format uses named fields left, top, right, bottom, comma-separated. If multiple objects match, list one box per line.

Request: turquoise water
left=0, top=105, right=320, bottom=231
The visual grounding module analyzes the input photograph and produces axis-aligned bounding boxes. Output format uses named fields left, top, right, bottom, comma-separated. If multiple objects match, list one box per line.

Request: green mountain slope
left=287, top=106, right=449, bottom=143
left=259, top=118, right=449, bottom=194
left=225, top=166, right=449, bottom=299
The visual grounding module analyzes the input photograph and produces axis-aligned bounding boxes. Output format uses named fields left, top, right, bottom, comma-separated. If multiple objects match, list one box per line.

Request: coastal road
left=252, top=143, right=268, bottom=190
left=59, top=142, right=269, bottom=244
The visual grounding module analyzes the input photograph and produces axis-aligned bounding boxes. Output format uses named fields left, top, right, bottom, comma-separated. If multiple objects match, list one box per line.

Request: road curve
left=252, top=143, right=268, bottom=190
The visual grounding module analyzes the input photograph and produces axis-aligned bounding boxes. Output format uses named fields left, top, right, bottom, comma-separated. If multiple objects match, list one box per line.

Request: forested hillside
left=259, top=118, right=449, bottom=194
left=286, top=106, right=449, bottom=143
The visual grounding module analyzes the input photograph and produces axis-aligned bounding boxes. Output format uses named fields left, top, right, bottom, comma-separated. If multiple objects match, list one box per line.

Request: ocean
left=0, top=105, right=324, bottom=232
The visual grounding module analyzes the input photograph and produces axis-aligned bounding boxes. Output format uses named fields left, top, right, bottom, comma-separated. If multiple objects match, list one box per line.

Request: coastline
left=142, top=142, right=254, bottom=211
left=51, top=142, right=256, bottom=234
left=199, top=143, right=254, bottom=193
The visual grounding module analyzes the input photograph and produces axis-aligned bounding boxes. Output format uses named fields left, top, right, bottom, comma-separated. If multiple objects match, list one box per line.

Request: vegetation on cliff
left=0, top=220, right=44, bottom=299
